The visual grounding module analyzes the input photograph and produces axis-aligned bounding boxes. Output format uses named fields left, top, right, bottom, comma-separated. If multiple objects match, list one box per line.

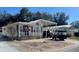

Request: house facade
left=2, top=19, right=57, bottom=39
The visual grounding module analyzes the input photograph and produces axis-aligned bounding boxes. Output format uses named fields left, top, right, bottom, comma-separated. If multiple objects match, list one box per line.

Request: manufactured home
left=2, top=19, right=57, bottom=39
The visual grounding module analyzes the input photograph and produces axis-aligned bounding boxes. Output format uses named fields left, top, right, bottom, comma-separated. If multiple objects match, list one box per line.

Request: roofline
left=2, top=19, right=57, bottom=27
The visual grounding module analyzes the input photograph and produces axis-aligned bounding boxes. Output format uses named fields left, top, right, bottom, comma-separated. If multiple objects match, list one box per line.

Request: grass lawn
left=70, top=36, right=79, bottom=40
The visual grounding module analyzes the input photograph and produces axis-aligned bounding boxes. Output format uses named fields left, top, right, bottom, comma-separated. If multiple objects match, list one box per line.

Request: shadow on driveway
left=0, top=35, right=12, bottom=41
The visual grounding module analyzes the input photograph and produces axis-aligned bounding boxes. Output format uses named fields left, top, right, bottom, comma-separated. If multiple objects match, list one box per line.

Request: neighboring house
left=2, top=19, right=57, bottom=39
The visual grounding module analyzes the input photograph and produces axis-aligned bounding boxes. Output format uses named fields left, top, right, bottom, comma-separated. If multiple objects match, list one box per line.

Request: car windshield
left=55, top=30, right=67, bottom=35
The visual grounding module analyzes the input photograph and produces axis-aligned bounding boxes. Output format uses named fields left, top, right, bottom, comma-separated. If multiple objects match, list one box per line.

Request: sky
left=0, top=7, right=79, bottom=24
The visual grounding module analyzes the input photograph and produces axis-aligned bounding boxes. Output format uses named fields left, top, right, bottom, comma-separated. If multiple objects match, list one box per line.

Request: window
left=23, top=25, right=29, bottom=32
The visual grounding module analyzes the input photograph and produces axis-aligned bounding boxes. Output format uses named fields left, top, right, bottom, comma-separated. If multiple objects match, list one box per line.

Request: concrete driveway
left=0, top=42, right=20, bottom=52
left=64, top=40, right=79, bottom=52
left=0, top=32, right=20, bottom=52
left=65, top=46, right=79, bottom=52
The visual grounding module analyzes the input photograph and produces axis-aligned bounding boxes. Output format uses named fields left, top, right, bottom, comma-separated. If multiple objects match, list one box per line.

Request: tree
left=19, top=7, right=29, bottom=22
left=0, top=10, right=13, bottom=27
left=53, top=12, right=69, bottom=25
left=20, top=7, right=28, bottom=16
left=33, top=11, right=53, bottom=21
left=71, top=20, right=79, bottom=28
left=33, top=11, right=42, bottom=20
left=40, top=12, right=53, bottom=21
left=26, top=12, right=32, bottom=22
left=0, top=8, right=69, bottom=27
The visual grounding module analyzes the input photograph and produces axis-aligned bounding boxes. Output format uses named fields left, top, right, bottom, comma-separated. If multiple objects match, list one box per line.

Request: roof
left=2, top=19, right=57, bottom=27
left=28, top=19, right=57, bottom=26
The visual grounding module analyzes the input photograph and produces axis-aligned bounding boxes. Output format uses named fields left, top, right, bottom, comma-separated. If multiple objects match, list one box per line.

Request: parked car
left=52, top=30, right=67, bottom=41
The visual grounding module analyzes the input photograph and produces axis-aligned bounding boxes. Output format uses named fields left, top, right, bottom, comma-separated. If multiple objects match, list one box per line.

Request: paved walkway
left=0, top=42, right=20, bottom=52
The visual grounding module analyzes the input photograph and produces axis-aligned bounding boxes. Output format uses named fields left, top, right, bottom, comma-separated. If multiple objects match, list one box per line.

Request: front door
left=23, top=25, right=30, bottom=37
